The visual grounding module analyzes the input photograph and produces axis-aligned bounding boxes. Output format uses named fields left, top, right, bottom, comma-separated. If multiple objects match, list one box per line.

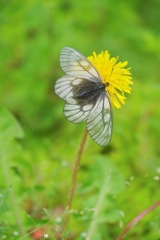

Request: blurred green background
left=0, top=0, right=160, bottom=239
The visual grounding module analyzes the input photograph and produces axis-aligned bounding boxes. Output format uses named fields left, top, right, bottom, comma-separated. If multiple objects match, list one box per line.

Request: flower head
left=88, top=51, right=133, bottom=108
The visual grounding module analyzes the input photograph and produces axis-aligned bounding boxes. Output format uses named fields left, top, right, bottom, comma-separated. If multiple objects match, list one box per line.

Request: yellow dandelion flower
left=88, top=51, right=133, bottom=108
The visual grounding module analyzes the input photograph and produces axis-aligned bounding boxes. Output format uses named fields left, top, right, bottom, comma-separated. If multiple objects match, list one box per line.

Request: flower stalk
left=63, top=129, right=88, bottom=231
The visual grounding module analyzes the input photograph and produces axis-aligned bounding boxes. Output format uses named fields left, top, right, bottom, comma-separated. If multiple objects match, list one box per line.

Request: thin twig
left=63, top=129, right=88, bottom=231
left=116, top=199, right=160, bottom=240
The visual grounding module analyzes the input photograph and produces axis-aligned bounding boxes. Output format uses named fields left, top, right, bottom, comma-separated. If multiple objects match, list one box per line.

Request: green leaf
left=0, top=107, right=24, bottom=147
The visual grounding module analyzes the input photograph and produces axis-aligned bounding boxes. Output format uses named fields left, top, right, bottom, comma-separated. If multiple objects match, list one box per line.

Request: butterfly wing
left=55, top=75, right=100, bottom=123
left=86, top=92, right=112, bottom=146
left=64, top=101, right=94, bottom=124
left=55, top=47, right=102, bottom=123
left=60, top=47, right=101, bottom=83
left=54, top=75, right=77, bottom=101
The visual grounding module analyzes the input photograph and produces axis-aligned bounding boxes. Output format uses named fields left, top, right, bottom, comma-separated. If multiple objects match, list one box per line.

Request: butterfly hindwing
left=64, top=101, right=93, bottom=123
left=86, top=92, right=112, bottom=146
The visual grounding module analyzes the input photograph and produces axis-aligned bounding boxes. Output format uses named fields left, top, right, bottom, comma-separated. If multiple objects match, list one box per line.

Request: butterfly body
left=54, top=47, right=113, bottom=146
left=73, top=81, right=105, bottom=103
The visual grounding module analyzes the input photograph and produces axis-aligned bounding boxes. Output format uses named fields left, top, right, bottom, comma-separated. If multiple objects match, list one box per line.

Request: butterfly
left=54, top=47, right=113, bottom=146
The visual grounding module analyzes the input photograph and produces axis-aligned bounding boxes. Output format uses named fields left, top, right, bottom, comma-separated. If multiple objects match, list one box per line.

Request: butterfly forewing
left=60, top=47, right=101, bottom=83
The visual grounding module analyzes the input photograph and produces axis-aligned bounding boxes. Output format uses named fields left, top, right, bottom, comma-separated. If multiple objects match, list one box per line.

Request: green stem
left=0, top=147, right=26, bottom=237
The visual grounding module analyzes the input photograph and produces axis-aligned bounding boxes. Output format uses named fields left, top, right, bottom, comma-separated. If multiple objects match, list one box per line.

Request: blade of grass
left=86, top=174, right=111, bottom=240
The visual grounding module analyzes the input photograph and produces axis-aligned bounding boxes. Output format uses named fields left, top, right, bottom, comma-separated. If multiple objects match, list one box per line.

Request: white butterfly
left=54, top=47, right=113, bottom=146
